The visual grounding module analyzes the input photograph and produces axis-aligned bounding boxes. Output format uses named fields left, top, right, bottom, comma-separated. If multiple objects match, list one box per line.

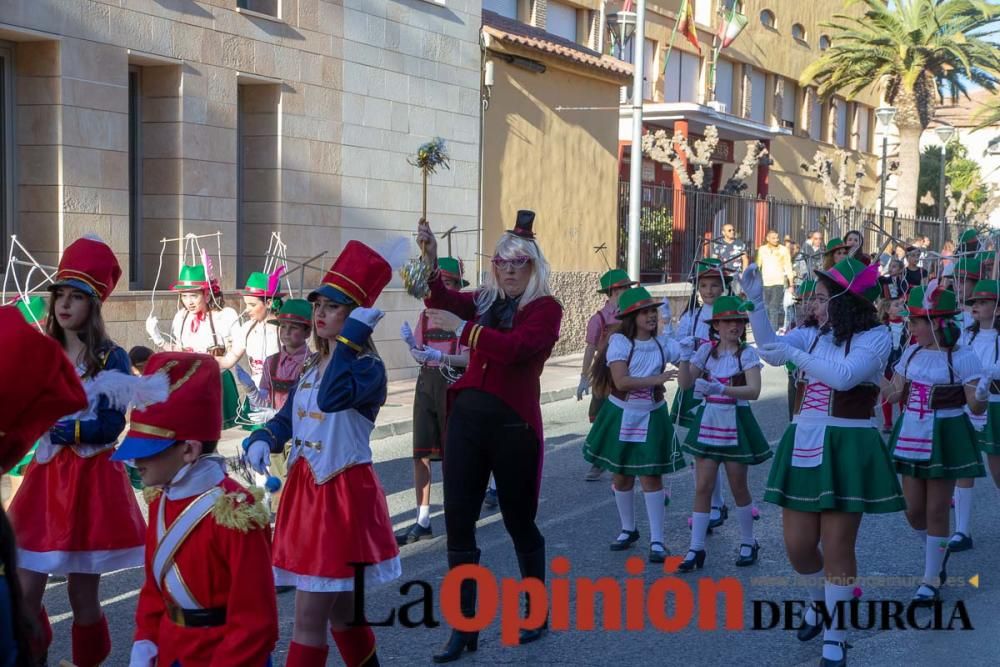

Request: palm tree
left=800, top=0, right=1000, bottom=216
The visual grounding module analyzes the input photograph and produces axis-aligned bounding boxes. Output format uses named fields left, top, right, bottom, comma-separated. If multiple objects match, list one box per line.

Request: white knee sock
left=689, top=512, right=710, bottom=552
left=924, top=535, right=948, bottom=586
left=735, top=503, right=755, bottom=544
left=822, top=582, right=854, bottom=660
left=802, top=569, right=825, bottom=626
left=953, top=486, right=973, bottom=537
left=614, top=488, right=636, bottom=532
left=643, top=489, right=666, bottom=545
left=417, top=505, right=431, bottom=528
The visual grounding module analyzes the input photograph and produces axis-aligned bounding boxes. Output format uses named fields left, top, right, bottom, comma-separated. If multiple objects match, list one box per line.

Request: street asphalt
left=44, top=365, right=1000, bottom=665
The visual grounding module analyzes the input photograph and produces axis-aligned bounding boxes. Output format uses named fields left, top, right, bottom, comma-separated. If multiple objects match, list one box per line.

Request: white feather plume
left=375, top=236, right=411, bottom=271
left=924, top=279, right=938, bottom=310
left=85, top=370, right=171, bottom=411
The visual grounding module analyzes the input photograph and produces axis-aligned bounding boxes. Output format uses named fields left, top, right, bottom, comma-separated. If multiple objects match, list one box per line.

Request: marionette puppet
left=115, top=352, right=278, bottom=667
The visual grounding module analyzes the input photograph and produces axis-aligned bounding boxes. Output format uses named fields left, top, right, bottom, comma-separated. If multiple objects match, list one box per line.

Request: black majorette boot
left=433, top=549, right=481, bottom=663
left=516, top=543, right=549, bottom=645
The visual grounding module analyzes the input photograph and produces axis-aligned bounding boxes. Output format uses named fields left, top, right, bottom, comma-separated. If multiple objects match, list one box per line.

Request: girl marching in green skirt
left=883, top=283, right=986, bottom=605
left=743, top=256, right=904, bottom=667
left=676, top=295, right=771, bottom=573
left=585, top=287, right=687, bottom=563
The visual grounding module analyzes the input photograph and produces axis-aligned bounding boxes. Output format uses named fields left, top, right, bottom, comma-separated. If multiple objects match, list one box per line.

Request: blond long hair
left=474, top=233, right=553, bottom=315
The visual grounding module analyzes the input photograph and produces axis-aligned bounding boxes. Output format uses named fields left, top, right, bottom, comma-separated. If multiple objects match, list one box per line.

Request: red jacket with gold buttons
left=424, top=273, right=563, bottom=447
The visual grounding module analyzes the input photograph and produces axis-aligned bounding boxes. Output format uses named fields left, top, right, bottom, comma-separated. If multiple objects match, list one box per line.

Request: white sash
left=152, top=487, right=224, bottom=606
left=697, top=397, right=738, bottom=448
left=610, top=393, right=662, bottom=443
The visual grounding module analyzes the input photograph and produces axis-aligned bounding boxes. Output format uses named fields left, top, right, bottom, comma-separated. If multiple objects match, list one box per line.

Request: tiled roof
left=482, top=10, right=632, bottom=79
left=930, top=89, right=999, bottom=128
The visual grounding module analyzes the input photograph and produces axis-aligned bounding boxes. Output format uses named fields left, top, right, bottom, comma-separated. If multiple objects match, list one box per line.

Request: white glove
left=235, top=365, right=255, bottom=390
left=678, top=335, right=697, bottom=361
left=145, top=315, right=165, bottom=347
left=411, top=346, right=444, bottom=365
left=659, top=299, right=672, bottom=325
left=758, top=342, right=792, bottom=366
left=694, top=377, right=725, bottom=397
left=740, top=264, right=764, bottom=306
left=254, top=388, right=270, bottom=406
left=401, top=321, right=417, bottom=349
left=975, top=376, right=990, bottom=402
left=577, top=375, right=590, bottom=401
left=988, top=363, right=1000, bottom=381
left=245, top=440, right=271, bottom=475
left=128, top=640, right=158, bottom=667
left=349, top=306, right=385, bottom=329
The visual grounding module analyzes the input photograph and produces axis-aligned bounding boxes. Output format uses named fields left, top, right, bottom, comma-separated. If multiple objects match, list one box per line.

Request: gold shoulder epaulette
left=142, top=487, right=163, bottom=505
left=211, top=487, right=270, bottom=532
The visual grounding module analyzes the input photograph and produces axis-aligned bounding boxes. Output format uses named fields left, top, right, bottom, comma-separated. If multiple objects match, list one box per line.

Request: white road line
left=44, top=566, right=141, bottom=591
left=50, top=589, right=141, bottom=625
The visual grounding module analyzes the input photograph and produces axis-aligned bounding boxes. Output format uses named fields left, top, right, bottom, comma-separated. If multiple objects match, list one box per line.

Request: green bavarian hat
left=598, top=268, right=637, bottom=293
left=953, top=256, right=982, bottom=280
left=796, top=279, right=817, bottom=301
left=965, top=279, right=1000, bottom=305
left=904, top=284, right=959, bottom=318
left=960, top=229, right=979, bottom=244
left=824, top=237, right=849, bottom=254
left=616, top=286, right=662, bottom=319
left=438, top=257, right=469, bottom=287
left=706, top=295, right=754, bottom=321
left=815, top=256, right=880, bottom=306
left=268, top=298, right=312, bottom=326
left=15, top=295, right=47, bottom=324
left=169, top=264, right=209, bottom=292
left=241, top=271, right=286, bottom=298
left=692, top=257, right=733, bottom=283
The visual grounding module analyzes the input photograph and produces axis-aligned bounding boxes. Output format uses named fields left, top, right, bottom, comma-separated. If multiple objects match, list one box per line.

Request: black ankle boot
left=516, top=543, right=549, bottom=645
left=433, top=549, right=481, bottom=663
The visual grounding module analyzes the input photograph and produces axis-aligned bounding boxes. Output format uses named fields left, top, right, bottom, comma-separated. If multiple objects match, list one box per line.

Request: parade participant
left=9, top=237, right=148, bottom=667
left=674, top=257, right=732, bottom=529
left=580, top=268, right=636, bottom=482
left=952, top=257, right=981, bottom=332
left=114, top=352, right=278, bottom=667
left=676, top=295, right=771, bottom=572
left=396, top=257, right=470, bottom=545
left=878, top=258, right=907, bottom=300
left=583, top=286, right=686, bottom=562
left=128, top=346, right=154, bottom=376
left=821, top=238, right=851, bottom=270
left=957, top=228, right=980, bottom=256
left=414, top=212, right=562, bottom=662
left=877, top=290, right=908, bottom=434
left=144, top=264, right=241, bottom=428
left=220, top=271, right=283, bottom=427
left=785, top=280, right=820, bottom=419
left=243, top=240, right=399, bottom=667
left=884, top=284, right=985, bottom=604
left=743, top=256, right=904, bottom=667
left=0, top=305, right=88, bottom=666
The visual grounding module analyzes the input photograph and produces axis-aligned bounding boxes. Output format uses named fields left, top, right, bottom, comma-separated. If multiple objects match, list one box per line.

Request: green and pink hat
left=904, top=283, right=959, bottom=318
left=815, top=256, right=880, bottom=306
left=965, top=279, right=1000, bottom=305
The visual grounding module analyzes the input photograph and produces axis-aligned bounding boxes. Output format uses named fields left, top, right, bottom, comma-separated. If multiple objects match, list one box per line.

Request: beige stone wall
left=0, top=0, right=483, bottom=380
left=549, top=270, right=605, bottom=356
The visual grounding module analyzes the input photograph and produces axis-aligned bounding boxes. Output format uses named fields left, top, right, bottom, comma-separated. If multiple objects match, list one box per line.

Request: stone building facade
left=0, top=0, right=482, bottom=379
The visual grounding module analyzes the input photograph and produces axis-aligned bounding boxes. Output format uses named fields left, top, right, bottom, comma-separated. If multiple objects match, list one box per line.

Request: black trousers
left=443, top=390, right=544, bottom=555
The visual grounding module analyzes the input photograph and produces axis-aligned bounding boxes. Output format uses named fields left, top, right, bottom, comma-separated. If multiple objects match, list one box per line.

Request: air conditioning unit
left=708, top=100, right=728, bottom=114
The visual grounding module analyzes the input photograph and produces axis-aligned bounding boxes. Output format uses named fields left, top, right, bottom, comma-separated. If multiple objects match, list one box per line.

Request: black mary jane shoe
left=432, top=631, right=478, bottom=663
left=819, top=639, right=851, bottom=667
left=395, top=522, right=433, bottom=546
left=948, top=531, right=973, bottom=553
left=911, top=584, right=940, bottom=606
left=609, top=529, right=640, bottom=551
left=735, top=541, right=760, bottom=567
left=648, top=541, right=669, bottom=564
left=677, top=549, right=706, bottom=572
left=708, top=504, right=728, bottom=530
left=797, top=604, right=823, bottom=642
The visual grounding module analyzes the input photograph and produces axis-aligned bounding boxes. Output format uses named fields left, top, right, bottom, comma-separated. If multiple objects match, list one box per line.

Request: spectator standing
left=713, top=224, right=749, bottom=271
left=798, top=230, right=825, bottom=279
left=755, top=230, right=795, bottom=331
left=904, top=245, right=929, bottom=289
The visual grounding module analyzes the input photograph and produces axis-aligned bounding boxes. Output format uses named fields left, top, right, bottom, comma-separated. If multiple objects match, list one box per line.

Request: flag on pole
left=717, top=7, right=749, bottom=49
left=677, top=0, right=701, bottom=54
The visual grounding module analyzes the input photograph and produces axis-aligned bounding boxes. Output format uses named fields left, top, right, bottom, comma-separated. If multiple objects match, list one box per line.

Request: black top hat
left=508, top=210, right=536, bottom=240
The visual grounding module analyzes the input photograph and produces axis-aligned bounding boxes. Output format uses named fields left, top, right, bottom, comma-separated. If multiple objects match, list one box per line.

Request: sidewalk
left=218, top=352, right=585, bottom=456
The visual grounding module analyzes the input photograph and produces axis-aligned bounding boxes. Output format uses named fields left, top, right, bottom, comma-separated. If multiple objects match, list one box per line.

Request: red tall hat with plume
left=0, top=306, right=88, bottom=471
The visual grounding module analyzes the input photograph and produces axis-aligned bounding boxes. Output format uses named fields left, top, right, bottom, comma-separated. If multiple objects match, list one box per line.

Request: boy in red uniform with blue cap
left=114, top=352, right=278, bottom=667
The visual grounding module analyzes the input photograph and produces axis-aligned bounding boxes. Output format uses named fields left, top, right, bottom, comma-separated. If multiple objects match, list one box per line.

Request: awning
left=620, top=102, right=791, bottom=143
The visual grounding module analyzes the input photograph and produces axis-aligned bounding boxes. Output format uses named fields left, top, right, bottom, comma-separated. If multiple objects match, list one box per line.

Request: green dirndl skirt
left=670, top=387, right=702, bottom=429
left=764, top=424, right=905, bottom=513
left=977, top=402, right=1000, bottom=456
left=9, top=442, right=38, bottom=477
left=584, top=400, right=686, bottom=476
left=683, top=405, right=773, bottom=465
left=221, top=369, right=239, bottom=430
left=891, top=414, right=985, bottom=479
left=240, top=395, right=266, bottom=432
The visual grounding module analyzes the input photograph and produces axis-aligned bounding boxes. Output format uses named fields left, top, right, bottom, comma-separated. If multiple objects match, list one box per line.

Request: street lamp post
left=608, top=2, right=645, bottom=282
left=934, top=124, right=957, bottom=250
left=875, top=107, right=897, bottom=235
